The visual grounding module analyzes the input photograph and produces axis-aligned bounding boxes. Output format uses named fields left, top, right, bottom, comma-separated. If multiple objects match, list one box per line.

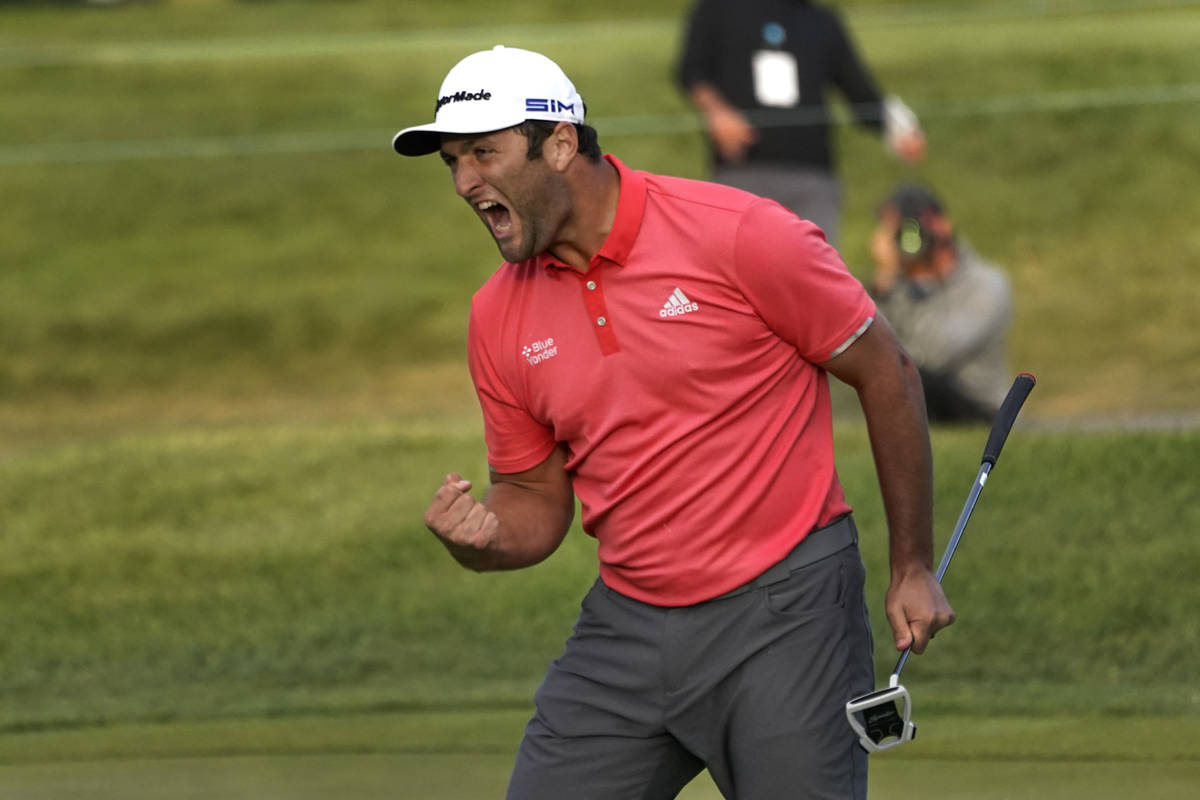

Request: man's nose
left=453, top=161, right=482, bottom=198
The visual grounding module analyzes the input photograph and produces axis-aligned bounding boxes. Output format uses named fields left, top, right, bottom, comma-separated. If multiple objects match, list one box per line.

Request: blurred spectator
left=676, top=0, right=925, bottom=245
left=868, top=183, right=1013, bottom=423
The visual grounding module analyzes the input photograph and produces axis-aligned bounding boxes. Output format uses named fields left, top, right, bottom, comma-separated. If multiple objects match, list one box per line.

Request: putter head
left=845, top=682, right=917, bottom=753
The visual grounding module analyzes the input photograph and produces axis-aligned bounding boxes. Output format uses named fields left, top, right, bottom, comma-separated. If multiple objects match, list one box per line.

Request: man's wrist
left=890, top=553, right=935, bottom=582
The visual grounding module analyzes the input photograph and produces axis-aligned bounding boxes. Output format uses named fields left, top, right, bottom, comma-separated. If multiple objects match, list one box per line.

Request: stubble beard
left=494, top=168, right=570, bottom=264
left=495, top=220, right=538, bottom=263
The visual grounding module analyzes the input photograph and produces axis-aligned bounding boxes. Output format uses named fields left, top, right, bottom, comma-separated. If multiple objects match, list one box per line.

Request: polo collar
left=537, top=153, right=646, bottom=272
left=592, top=154, right=645, bottom=268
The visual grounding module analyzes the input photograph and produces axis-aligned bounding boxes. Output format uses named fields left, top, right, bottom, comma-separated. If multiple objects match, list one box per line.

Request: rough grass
left=1, top=422, right=1197, bottom=734
left=2, top=0, right=1198, bottom=431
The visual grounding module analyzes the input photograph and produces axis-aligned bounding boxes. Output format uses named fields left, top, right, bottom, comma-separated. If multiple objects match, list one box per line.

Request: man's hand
left=885, top=566, right=956, bottom=654
left=891, top=129, right=927, bottom=164
left=424, top=473, right=502, bottom=570
left=422, top=447, right=576, bottom=573
left=689, top=83, right=758, bottom=162
left=883, top=95, right=927, bottom=164
left=869, top=208, right=903, bottom=296
left=705, top=104, right=758, bottom=162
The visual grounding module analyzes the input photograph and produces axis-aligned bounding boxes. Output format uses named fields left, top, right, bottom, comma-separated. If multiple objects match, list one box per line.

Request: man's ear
left=545, top=122, right=579, bottom=172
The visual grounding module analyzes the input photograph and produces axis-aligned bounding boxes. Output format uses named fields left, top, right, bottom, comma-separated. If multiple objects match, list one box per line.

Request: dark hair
left=887, top=183, right=944, bottom=220
left=516, top=120, right=603, bottom=162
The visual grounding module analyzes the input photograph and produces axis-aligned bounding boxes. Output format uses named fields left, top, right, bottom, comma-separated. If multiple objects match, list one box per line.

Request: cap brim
left=392, top=124, right=445, bottom=157
left=392, top=115, right=530, bottom=157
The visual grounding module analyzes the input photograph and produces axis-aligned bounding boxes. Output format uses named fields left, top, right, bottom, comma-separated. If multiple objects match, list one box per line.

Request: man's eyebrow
left=438, top=135, right=476, bottom=157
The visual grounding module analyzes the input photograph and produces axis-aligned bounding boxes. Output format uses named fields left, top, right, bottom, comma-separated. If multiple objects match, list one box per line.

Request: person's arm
left=676, top=0, right=721, bottom=93
left=826, top=11, right=885, bottom=131
left=883, top=95, right=927, bottom=163
left=677, top=0, right=757, bottom=162
left=821, top=316, right=955, bottom=654
left=868, top=206, right=903, bottom=297
left=828, top=12, right=926, bottom=163
left=688, top=82, right=758, bottom=162
left=424, top=443, right=575, bottom=572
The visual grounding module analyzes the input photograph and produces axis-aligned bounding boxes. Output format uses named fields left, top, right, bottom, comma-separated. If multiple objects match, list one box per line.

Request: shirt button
left=596, top=316, right=607, bottom=327
left=586, top=280, right=597, bottom=290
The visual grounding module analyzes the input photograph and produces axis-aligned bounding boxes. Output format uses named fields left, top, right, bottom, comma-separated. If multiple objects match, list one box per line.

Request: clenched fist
left=424, top=473, right=501, bottom=571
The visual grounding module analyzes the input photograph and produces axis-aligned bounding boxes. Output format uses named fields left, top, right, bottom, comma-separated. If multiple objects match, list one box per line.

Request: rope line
left=2, top=83, right=1197, bottom=167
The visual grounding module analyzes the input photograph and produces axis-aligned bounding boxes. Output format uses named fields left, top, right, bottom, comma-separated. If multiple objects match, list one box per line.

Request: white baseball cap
left=392, top=45, right=586, bottom=157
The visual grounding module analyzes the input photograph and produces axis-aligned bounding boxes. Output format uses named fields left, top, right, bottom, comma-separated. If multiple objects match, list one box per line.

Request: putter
left=845, top=373, right=1037, bottom=753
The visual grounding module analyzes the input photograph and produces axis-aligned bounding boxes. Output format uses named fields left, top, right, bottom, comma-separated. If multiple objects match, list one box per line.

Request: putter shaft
left=891, top=460, right=992, bottom=680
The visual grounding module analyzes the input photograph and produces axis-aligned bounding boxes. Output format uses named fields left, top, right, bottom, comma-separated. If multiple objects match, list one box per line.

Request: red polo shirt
left=467, top=155, right=875, bottom=606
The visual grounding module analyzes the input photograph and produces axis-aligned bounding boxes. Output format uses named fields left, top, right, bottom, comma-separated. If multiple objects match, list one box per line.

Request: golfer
left=399, top=46, right=954, bottom=800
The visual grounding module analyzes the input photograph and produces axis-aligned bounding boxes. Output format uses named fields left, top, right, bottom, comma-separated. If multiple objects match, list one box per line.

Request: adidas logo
left=659, top=288, right=699, bottom=318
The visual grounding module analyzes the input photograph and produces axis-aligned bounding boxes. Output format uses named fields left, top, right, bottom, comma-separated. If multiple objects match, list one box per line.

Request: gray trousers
left=713, top=164, right=843, bottom=246
left=506, top=519, right=874, bottom=800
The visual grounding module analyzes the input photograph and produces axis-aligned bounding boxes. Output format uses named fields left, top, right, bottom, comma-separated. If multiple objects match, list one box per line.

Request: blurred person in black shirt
left=678, top=0, right=925, bottom=244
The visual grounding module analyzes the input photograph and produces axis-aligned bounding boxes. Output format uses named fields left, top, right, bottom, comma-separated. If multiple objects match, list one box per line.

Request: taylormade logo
left=436, top=90, right=492, bottom=112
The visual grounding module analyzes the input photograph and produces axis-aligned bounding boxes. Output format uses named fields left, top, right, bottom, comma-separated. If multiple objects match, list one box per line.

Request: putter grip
left=981, top=373, right=1036, bottom=466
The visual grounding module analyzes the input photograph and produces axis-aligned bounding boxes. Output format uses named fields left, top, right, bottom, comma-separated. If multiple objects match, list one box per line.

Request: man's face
left=439, top=127, right=569, bottom=263
left=897, top=209, right=954, bottom=283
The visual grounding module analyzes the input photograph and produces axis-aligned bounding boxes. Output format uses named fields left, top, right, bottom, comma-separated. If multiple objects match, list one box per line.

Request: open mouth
left=477, top=200, right=513, bottom=239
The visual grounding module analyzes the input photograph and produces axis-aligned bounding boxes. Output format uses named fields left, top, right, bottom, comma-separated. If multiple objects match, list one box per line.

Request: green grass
left=1, top=0, right=1199, bottom=796
left=5, top=705, right=1200, bottom=766
left=2, top=0, right=1198, bottom=432
left=2, top=753, right=1197, bottom=800
left=3, top=753, right=1196, bottom=800
left=1, top=712, right=1199, bottom=798
left=2, top=422, right=1198, bottom=733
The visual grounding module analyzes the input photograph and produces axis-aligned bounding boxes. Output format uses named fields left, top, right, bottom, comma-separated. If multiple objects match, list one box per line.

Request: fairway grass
left=5, top=710, right=1199, bottom=765
left=1, top=712, right=1197, bottom=799
left=3, top=754, right=1199, bottom=800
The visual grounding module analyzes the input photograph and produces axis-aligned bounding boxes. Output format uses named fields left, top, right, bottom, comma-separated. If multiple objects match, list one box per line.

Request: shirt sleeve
left=827, top=10, right=885, bottom=131
left=676, top=0, right=722, bottom=90
left=733, top=199, right=876, bottom=363
left=466, top=297, right=557, bottom=474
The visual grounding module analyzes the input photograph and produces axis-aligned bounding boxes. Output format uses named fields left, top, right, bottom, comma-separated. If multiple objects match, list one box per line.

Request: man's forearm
left=688, top=82, right=733, bottom=115
left=472, top=480, right=574, bottom=571
left=823, top=317, right=954, bottom=652
left=857, top=353, right=935, bottom=576
left=425, top=447, right=575, bottom=573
